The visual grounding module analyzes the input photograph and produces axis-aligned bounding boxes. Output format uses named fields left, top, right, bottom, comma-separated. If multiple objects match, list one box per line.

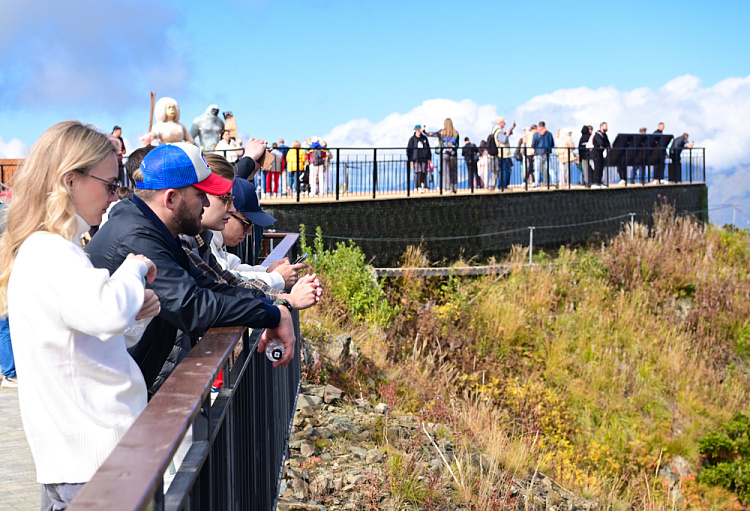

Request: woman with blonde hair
left=0, top=121, right=160, bottom=509
left=426, top=118, right=460, bottom=193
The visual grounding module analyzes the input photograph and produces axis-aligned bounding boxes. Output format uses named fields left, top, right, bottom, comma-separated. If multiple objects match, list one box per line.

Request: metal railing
left=68, top=233, right=301, bottom=511
left=249, top=146, right=705, bottom=201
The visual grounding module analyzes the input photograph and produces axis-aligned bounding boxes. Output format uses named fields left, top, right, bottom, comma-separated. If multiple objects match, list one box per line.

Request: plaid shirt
left=180, top=233, right=280, bottom=299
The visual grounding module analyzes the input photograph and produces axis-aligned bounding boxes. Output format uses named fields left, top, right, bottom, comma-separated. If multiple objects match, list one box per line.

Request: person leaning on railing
left=172, top=154, right=321, bottom=387
left=85, top=143, right=297, bottom=397
left=0, top=121, right=161, bottom=508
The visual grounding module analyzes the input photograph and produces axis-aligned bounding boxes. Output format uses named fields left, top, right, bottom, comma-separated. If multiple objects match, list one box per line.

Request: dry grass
left=301, top=206, right=750, bottom=509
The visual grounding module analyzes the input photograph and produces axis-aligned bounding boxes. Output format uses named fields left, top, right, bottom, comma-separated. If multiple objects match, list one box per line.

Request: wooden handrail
left=68, top=326, right=246, bottom=510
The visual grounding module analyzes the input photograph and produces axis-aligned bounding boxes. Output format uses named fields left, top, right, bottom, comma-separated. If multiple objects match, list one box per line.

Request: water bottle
left=265, top=339, right=285, bottom=362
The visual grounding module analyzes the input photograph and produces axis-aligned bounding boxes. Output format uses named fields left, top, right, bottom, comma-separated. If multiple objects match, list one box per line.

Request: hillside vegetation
left=297, top=206, right=750, bottom=510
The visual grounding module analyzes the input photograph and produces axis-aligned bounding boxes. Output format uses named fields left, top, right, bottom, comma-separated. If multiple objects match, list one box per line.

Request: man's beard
left=174, top=197, right=203, bottom=236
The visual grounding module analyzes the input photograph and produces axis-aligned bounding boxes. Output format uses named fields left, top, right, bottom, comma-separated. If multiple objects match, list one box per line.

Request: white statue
left=149, top=97, right=195, bottom=145
left=190, top=104, right=224, bottom=150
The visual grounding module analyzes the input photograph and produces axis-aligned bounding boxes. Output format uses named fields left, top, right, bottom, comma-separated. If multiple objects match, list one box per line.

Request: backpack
left=486, top=131, right=499, bottom=156
left=442, top=135, right=457, bottom=156
left=514, top=146, right=523, bottom=162
left=312, top=148, right=324, bottom=166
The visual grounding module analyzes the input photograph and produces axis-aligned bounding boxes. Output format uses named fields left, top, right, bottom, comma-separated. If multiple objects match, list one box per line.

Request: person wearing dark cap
left=406, top=125, right=431, bottom=193
left=210, top=177, right=306, bottom=289
left=85, top=143, right=296, bottom=396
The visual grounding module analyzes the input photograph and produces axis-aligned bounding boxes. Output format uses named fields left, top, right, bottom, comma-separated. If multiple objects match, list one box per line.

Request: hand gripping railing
left=68, top=233, right=302, bottom=511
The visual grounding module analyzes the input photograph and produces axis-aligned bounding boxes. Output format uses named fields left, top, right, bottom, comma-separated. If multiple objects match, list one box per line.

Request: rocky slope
left=277, top=381, right=600, bottom=511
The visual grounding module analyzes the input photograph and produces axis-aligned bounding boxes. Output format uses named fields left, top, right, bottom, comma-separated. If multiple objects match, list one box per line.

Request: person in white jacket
left=0, top=121, right=161, bottom=509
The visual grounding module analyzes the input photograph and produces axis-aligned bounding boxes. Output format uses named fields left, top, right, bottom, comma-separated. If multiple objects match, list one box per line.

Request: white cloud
left=323, top=74, right=750, bottom=225
left=0, top=137, right=28, bottom=159
left=325, top=74, right=750, bottom=169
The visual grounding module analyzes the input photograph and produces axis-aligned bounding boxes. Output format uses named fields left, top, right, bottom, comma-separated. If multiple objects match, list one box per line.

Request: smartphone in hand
left=293, top=253, right=308, bottom=265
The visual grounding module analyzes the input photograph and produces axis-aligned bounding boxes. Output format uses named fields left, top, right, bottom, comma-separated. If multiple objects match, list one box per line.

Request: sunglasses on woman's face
left=214, top=193, right=234, bottom=210
left=73, top=169, right=121, bottom=196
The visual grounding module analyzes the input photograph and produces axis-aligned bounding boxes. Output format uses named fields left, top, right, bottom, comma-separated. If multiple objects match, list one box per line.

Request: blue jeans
left=498, top=158, right=511, bottom=189
left=534, top=154, right=556, bottom=185
left=0, top=316, right=14, bottom=378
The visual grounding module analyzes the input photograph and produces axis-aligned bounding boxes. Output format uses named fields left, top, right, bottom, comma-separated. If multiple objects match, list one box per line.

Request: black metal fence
left=68, top=233, right=301, bottom=511
left=245, top=146, right=705, bottom=201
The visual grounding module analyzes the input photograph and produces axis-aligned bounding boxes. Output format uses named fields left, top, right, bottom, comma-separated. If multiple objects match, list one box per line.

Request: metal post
left=688, top=147, right=692, bottom=183
left=439, top=148, right=444, bottom=195
left=296, top=149, right=301, bottom=203
left=529, top=226, right=535, bottom=265
left=336, top=148, right=340, bottom=200
left=630, top=213, right=635, bottom=241
left=469, top=157, right=474, bottom=194
left=407, top=160, right=411, bottom=197
left=372, top=148, right=377, bottom=199
left=523, top=148, right=528, bottom=190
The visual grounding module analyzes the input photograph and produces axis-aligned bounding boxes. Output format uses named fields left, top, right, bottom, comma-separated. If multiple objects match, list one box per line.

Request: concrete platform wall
left=264, top=184, right=708, bottom=266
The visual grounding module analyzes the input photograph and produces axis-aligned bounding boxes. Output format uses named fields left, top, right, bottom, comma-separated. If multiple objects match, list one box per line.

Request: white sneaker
left=1, top=375, right=18, bottom=388
left=619, top=180, right=626, bottom=185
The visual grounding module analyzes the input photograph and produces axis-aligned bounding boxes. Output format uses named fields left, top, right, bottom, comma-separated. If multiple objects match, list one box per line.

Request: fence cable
left=303, top=208, right=720, bottom=243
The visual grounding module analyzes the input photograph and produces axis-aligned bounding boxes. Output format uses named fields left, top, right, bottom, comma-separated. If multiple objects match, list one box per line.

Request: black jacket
left=578, top=126, right=591, bottom=158
left=592, top=131, right=611, bottom=152
left=461, top=142, right=478, bottom=163
left=406, top=133, right=431, bottom=162
left=85, top=197, right=279, bottom=395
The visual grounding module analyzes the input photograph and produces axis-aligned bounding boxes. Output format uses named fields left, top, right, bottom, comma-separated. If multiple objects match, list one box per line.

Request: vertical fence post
left=529, top=226, right=535, bottom=265
left=336, top=148, right=340, bottom=201
left=407, top=159, right=411, bottom=198
left=523, top=148, right=528, bottom=191
left=296, top=150, right=301, bottom=203
left=630, top=213, right=635, bottom=241
left=439, top=149, right=443, bottom=196
left=372, top=148, right=377, bottom=199
left=688, top=147, right=692, bottom=183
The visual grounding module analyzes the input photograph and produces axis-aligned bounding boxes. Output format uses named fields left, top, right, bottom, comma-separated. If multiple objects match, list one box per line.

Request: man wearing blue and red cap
left=86, top=143, right=295, bottom=396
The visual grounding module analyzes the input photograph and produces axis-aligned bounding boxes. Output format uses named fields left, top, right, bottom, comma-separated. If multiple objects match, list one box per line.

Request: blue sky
left=1, top=0, right=749, bottom=224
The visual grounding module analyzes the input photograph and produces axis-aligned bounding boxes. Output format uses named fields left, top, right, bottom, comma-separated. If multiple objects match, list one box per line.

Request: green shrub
left=300, top=225, right=397, bottom=327
left=697, top=414, right=750, bottom=502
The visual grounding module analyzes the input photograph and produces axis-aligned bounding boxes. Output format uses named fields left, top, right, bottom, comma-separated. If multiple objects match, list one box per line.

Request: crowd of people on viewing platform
left=409, top=118, right=696, bottom=193
left=0, top=120, right=323, bottom=509
left=84, top=97, right=699, bottom=201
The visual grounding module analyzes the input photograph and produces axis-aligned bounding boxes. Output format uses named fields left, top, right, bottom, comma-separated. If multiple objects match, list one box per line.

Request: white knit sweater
left=8, top=215, right=148, bottom=484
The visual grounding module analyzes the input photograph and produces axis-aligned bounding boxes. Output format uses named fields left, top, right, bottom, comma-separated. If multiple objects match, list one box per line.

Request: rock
left=348, top=446, right=368, bottom=458
left=345, top=471, right=366, bottom=485
left=298, top=394, right=324, bottom=408
left=276, top=503, right=325, bottom=511
left=299, top=441, right=316, bottom=457
left=319, top=334, right=360, bottom=367
left=668, top=455, right=693, bottom=479
left=324, top=384, right=345, bottom=403
left=365, top=449, right=384, bottom=464
left=293, top=414, right=306, bottom=428
left=374, top=403, right=389, bottom=414
left=301, top=384, right=326, bottom=398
